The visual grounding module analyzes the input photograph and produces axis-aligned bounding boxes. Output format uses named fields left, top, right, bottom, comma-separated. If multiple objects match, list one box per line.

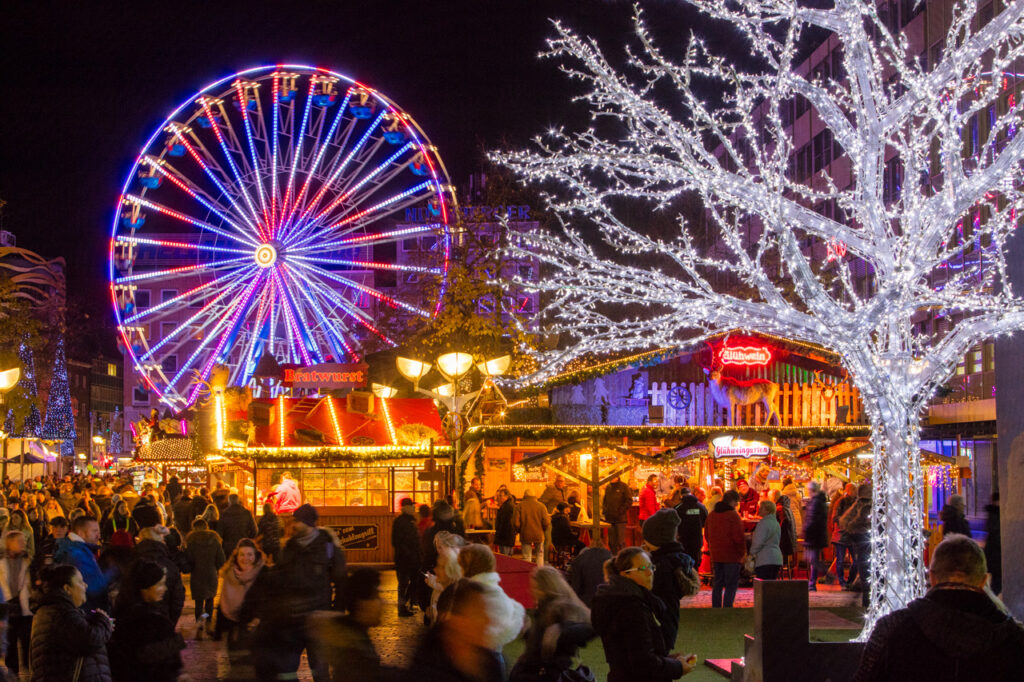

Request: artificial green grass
left=502, top=608, right=862, bottom=682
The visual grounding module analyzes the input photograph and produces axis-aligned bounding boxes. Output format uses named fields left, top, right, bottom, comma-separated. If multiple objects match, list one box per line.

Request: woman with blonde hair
left=423, top=531, right=463, bottom=624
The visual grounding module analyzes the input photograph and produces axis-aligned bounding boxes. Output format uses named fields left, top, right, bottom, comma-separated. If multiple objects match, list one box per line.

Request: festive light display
left=41, top=336, right=75, bottom=456
left=5, top=342, right=41, bottom=438
left=496, top=1, right=1024, bottom=632
left=109, top=65, right=455, bottom=410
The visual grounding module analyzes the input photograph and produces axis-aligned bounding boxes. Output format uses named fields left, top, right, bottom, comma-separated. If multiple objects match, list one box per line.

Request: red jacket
left=639, top=485, right=660, bottom=521
left=705, top=502, right=745, bottom=563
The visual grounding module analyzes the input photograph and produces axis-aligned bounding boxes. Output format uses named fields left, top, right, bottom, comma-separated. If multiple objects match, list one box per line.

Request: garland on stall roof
left=222, top=444, right=453, bottom=463
left=514, top=347, right=680, bottom=394
left=464, top=424, right=871, bottom=443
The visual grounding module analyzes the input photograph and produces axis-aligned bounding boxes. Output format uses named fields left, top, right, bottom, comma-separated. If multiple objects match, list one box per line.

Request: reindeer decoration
left=704, top=365, right=780, bottom=426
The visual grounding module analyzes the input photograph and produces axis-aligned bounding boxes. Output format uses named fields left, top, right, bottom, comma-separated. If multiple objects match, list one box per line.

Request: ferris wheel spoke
left=269, top=72, right=285, bottom=230
left=290, top=254, right=440, bottom=274
left=295, top=268, right=396, bottom=346
left=285, top=88, right=355, bottom=230
left=285, top=110, right=388, bottom=245
left=197, top=98, right=268, bottom=242
left=308, top=141, right=414, bottom=227
left=168, top=127, right=264, bottom=238
left=292, top=223, right=443, bottom=253
left=185, top=271, right=267, bottom=404
left=298, top=261, right=430, bottom=318
left=277, top=266, right=326, bottom=363
left=291, top=279, right=359, bottom=362
left=114, top=254, right=252, bottom=284
left=140, top=159, right=258, bottom=243
left=271, top=268, right=314, bottom=365
left=279, top=78, right=318, bottom=235
left=233, top=80, right=271, bottom=227
left=134, top=266, right=260, bottom=360
left=122, top=276, right=221, bottom=324
left=121, top=194, right=258, bottom=249
left=235, top=279, right=277, bottom=385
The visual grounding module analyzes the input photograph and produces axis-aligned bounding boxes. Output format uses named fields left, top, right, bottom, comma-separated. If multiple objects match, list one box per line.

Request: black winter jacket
left=278, top=527, right=348, bottom=614
left=673, top=494, right=707, bottom=564
left=939, top=505, right=971, bottom=538
left=391, top=513, right=421, bottom=570
left=29, top=590, right=113, bottom=682
left=494, top=498, right=517, bottom=547
left=510, top=596, right=595, bottom=682
left=405, top=624, right=504, bottom=682
left=109, top=601, right=185, bottom=682
left=218, top=502, right=257, bottom=556
left=602, top=481, right=633, bottom=524
left=171, top=497, right=195, bottom=535
left=591, top=575, right=683, bottom=682
left=257, top=511, right=283, bottom=559
left=649, top=542, right=694, bottom=649
left=132, top=538, right=186, bottom=623
left=854, top=587, right=1024, bottom=682
left=802, top=491, right=829, bottom=550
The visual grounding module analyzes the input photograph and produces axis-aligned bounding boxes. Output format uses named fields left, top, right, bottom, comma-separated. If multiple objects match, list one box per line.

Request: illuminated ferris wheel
left=109, top=65, right=454, bottom=409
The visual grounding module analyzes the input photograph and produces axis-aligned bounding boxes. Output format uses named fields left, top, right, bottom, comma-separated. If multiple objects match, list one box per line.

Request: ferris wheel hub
left=254, top=243, right=278, bottom=268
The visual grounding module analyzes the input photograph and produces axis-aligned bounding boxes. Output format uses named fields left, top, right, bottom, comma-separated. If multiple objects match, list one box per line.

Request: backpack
left=674, top=555, right=701, bottom=597
left=109, top=517, right=134, bottom=548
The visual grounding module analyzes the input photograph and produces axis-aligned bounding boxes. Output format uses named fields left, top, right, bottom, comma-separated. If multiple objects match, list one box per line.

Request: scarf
left=219, top=559, right=263, bottom=622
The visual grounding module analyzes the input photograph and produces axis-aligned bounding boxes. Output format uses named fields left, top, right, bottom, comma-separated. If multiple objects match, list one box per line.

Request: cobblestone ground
left=178, top=569, right=423, bottom=681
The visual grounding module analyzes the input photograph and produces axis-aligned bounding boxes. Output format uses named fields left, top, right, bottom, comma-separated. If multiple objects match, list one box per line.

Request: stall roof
left=466, top=424, right=871, bottom=446
left=518, top=438, right=664, bottom=469
left=246, top=395, right=448, bottom=450
left=136, top=437, right=200, bottom=463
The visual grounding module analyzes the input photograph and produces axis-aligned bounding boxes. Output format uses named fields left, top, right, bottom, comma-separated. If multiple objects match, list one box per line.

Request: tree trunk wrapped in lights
left=496, top=0, right=1024, bottom=633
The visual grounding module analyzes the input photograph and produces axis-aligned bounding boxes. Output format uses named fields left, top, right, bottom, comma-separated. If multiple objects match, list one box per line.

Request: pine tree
left=13, top=341, right=41, bottom=438
left=42, top=336, right=75, bottom=456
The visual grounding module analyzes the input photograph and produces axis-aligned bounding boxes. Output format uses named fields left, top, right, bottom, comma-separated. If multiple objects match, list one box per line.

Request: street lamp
left=392, top=352, right=510, bottom=500
left=0, top=367, right=21, bottom=482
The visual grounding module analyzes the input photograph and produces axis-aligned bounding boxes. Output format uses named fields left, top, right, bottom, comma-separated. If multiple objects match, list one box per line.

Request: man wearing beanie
left=130, top=504, right=186, bottom=624
left=643, top=507, right=696, bottom=648
left=256, top=502, right=347, bottom=681
left=391, top=498, right=421, bottom=617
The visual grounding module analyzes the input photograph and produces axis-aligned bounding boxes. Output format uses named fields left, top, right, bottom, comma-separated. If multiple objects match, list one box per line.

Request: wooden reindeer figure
left=704, top=365, right=780, bottom=426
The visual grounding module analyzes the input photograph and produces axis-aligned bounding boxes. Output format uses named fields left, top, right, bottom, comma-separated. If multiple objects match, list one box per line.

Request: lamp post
left=0, top=367, right=22, bottom=483
left=394, top=352, right=510, bottom=500
left=91, top=435, right=107, bottom=474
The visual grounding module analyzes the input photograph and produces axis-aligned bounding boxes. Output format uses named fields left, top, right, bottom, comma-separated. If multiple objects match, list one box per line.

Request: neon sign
left=282, top=362, right=368, bottom=389
left=718, top=345, right=772, bottom=366
left=712, top=436, right=771, bottom=459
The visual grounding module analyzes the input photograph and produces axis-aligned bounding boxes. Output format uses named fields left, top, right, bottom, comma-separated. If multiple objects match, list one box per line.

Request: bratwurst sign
left=282, top=363, right=369, bottom=389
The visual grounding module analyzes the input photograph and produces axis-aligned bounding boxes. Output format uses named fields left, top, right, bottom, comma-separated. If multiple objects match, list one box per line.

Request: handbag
left=743, top=554, right=756, bottom=574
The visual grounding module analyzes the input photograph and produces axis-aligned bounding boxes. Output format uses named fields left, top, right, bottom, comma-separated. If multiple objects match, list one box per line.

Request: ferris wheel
left=109, top=65, right=454, bottom=409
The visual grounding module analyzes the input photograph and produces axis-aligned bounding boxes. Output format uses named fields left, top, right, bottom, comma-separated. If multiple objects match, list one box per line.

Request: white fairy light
left=496, top=0, right=1024, bottom=635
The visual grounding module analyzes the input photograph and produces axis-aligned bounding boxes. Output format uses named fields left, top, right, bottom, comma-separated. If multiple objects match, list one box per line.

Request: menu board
left=331, top=524, right=379, bottom=550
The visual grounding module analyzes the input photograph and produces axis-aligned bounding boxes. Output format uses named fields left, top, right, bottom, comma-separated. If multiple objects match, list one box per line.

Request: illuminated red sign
left=282, top=363, right=368, bottom=389
left=718, top=345, right=772, bottom=366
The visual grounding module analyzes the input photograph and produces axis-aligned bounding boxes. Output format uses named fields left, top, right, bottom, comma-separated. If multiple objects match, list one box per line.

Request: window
left=401, top=238, right=418, bottom=252
left=929, top=40, right=944, bottom=72
left=883, top=157, right=903, bottom=204
left=901, top=0, right=923, bottom=27
left=160, top=322, right=178, bottom=341
left=403, top=272, right=419, bottom=284
left=133, top=386, right=149, bottom=405
left=477, top=295, right=495, bottom=315
left=780, top=98, right=795, bottom=128
left=161, top=355, right=177, bottom=374
left=160, top=289, right=178, bottom=303
left=106, top=363, right=118, bottom=377
left=189, top=295, right=204, bottom=308
left=979, top=3, right=994, bottom=29
left=794, top=95, right=809, bottom=120
left=134, top=290, right=151, bottom=309
left=517, top=265, right=534, bottom=280
left=297, top=467, right=388, bottom=507
left=421, top=236, right=437, bottom=252
left=812, top=129, right=833, bottom=173
left=790, top=143, right=813, bottom=181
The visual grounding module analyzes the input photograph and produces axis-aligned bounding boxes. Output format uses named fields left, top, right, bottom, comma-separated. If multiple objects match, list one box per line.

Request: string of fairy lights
left=495, top=0, right=1024, bottom=633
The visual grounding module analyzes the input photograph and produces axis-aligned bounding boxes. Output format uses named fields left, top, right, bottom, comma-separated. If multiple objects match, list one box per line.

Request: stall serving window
left=255, top=464, right=447, bottom=511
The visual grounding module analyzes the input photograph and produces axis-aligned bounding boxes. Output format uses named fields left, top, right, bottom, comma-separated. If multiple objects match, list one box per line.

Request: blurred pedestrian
left=639, top=474, right=660, bottom=522
left=940, top=494, right=971, bottom=538
left=109, top=560, right=186, bottom=682
left=516, top=489, right=549, bottom=566
left=706, top=490, right=744, bottom=608
left=673, top=486, right=707, bottom=568
left=256, top=502, right=282, bottom=563
left=643, top=508, right=695, bottom=648
left=391, top=497, right=421, bottom=617
left=219, top=493, right=257, bottom=558
left=131, top=504, right=186, bottom=623
left=0, top=531, right=32, bottom=676
left=29, top=565, right=113, bottom=682
left=54, top=515, right=111, bottom=612
left=184, top=517, right=225, bottom=638
left=494, top=488, right=517, bottom=556
left=592, top=547, right=697, bottom=681
left=567, top=537, right=613, bottom=608
left=983, top=492, right=1001, bottom=594
left=313, top=567, right=397, bottom=682
left=803, top=480, right=829, bottom=591
left=750, top=500, right=782, bottom=580
left=602, top=477, right=632, bottom=554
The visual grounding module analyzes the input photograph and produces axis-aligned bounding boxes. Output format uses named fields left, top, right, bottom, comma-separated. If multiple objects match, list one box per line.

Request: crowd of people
left=0, top=468, right=1012, bottom=682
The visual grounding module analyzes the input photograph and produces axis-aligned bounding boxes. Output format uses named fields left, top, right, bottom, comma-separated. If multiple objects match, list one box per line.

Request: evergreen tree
left=42, top=335, right=75, bottom=456
left=12, top=341, right=41, bottom=438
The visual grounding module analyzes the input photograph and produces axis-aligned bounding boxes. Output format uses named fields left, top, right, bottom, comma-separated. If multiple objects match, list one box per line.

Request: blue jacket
left=54, top=537, right=111, bottom=611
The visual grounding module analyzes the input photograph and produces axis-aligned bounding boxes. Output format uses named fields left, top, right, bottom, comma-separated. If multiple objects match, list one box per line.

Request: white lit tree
left=497, top=0, right=1024, bottom=631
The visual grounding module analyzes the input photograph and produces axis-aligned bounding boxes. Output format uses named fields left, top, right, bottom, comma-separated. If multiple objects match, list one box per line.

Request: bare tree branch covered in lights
left=496, top=0, right=1024, bottom=633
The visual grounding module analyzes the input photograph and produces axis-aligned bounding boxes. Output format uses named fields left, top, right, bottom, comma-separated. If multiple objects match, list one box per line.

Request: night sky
left=0, top=1, right=725, bottom=329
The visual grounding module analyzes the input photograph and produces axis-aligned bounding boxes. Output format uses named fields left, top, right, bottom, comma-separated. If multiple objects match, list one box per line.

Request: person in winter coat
left=493, top=488, right=518, bottom=555
left=591, top=547, right=697, bottom=682
left=705, top=490, right=745, bottom=608
left=211, top=483, right=231, bottom=515
left=550, top=503, right=584, bottom=555
left=219, top=494, right=257, bottom=557
left=840, top=483, right=873, bottom=606
left=643, top=508, right=695, bottom=648
left=184, top=517, right=226, bottom=632
left=539, top=476, right=568, bottom=514
left=780, top=477, right=803, bottom=532
left=829, top=483, right=858, bottom=587
left=199, top=502, right=220, bottom=535
left=735, top=479, right=760, bottom=518
left=639, top=474, right=661, bottom=522
left=566, top=537, right=613, bottom=608
left=54, top=515, right=112, bottom=612
left=407, top=579, right=505, bottom=682
left=853, top=534, right=1024, bottom=682
left=673, top=487, right=708, bottom=567
left=216, top=538, right=265, bottom=644
left=1, top=531, right=33, bottom=675
left=102, top=499, right=139, bottom=545
left=602, top=477, right=633, bottom=553
left=171, top=489, right=195, bottom=538
left=255, top=503, right=347, bottom=682
left=509, top=565, right=595, bottom=682
left=423, top=531, right=464, bottom=625
left=391, top=497, right=421, bottom=617
left=30, top=515, right=67, bottom=578
left=449, top=545, right=525, bottom=648
left=983, top=492, right=1001, bottom=594
left=515, top=489, right=550, bottom=565
left=802, top=480, right=829, bottom=591
left=771, top=490, right=798, bottom=566
left=749, top=500, right=783, bottom=580
left=271, top=471, right=302, bottom=514
left=4, top=510, right=34, bottom=559
left=312, top=567, right=397, bottom=682
left=940, top=494, right=971, bottom=539
left=29, top=564, right=114, bottom=682
left=131, top=504, right=186, bottom=624
left=421, top=500, right=465, bottom=575
left=256, top=502, right=282, bottom=563
left=109, top=560, right=186, bottom=682
left=165, top=476, right=183, bottom=505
